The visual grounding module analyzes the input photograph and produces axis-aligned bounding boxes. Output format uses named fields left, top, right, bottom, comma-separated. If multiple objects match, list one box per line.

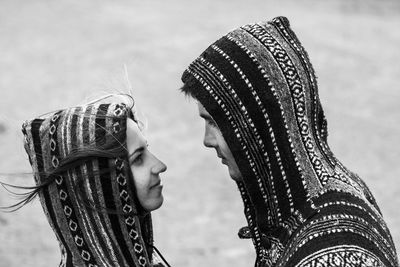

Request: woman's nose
left=152, top=156, right=167, bottom=174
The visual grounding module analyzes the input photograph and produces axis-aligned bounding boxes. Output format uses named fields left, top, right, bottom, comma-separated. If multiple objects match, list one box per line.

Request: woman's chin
left=142, top=195, right=164, bottom=212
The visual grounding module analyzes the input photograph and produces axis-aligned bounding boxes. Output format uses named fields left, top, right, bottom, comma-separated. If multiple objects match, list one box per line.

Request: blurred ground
left=0, top=0, right=399, bottom=266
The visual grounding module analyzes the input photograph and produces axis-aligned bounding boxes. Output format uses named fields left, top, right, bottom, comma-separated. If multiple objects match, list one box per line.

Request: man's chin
left=228, top=170, right=242, bottom=182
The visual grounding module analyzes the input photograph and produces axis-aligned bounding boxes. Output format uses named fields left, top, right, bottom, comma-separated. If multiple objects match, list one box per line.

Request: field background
left=0, top=0, right=399, bottom=266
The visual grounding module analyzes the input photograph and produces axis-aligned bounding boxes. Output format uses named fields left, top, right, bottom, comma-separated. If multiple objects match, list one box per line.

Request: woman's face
left=126, top=118, right=167, bottom=212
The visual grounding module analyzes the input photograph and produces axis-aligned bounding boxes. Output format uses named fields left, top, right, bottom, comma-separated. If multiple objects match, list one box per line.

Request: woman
left=13, top=95, right=170, bottom=266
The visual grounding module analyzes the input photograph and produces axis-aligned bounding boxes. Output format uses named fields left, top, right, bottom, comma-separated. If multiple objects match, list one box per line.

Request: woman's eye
left=132, top=154, right=143, bottom=165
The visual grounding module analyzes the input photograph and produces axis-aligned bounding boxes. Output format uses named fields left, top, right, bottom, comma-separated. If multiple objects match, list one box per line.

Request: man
left=180, top=16, right=398, bottom=267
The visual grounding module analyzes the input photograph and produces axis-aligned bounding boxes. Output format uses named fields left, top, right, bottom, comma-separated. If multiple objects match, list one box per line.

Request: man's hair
left=179, top=79, right=198, bottom=100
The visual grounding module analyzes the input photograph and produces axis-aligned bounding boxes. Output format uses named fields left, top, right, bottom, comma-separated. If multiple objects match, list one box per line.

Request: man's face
left=197, top=103, right=243, bottom=182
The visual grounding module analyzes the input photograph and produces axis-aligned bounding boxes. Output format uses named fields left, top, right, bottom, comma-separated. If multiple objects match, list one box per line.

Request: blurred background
left=0, top=0, right=399, bottom=266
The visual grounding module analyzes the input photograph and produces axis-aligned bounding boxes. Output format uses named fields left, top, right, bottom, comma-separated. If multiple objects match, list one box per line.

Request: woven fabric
left=22, top=102, right=156, bottom=267
left=181, top=16, right=398, bottom=267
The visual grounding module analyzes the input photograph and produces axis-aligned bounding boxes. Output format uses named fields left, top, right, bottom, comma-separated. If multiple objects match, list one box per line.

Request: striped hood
left=181, top=16, right=381, bottom=265
left=22, top=102, right=154, bottom=267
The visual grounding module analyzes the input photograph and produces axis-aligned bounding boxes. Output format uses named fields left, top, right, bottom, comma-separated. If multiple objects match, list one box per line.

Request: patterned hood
left=181, top=16, right=383, bottom=265
left=22, top=102, right=155, bottom=267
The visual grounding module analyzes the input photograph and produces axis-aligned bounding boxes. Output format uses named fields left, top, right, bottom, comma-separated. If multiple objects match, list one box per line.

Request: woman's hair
left=1, top=94, right=141, bottom=215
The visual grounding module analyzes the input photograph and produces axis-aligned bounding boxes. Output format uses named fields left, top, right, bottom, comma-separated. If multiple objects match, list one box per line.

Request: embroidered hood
left=181, top=16, right=379, bottom=265
left=22, top=102, right=155, bottom=267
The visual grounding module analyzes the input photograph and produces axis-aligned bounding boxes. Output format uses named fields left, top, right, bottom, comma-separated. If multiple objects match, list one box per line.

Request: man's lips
left=218, top=155, right=228, bottom=165
left=217, top=151, right=225, bottom=160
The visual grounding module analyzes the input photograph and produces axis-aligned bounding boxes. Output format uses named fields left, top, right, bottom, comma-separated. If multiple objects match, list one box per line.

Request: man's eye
left=207, top=119, right=218, bottom=128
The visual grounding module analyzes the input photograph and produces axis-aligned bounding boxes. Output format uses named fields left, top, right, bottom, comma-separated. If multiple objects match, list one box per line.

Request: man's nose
left=203, top=125, right=216, bottom=148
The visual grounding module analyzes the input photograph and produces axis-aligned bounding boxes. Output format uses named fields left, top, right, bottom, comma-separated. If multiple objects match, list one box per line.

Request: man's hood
left=181, top=16, right=378, bottom=265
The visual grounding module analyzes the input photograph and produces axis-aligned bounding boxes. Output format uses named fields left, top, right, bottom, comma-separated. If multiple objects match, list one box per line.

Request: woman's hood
left=22, top=102, right=154, bottom=267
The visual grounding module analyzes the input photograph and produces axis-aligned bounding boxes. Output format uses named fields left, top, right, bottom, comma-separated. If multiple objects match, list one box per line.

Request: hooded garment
left=181, top=16, right=398, bottom=267
left=22, top=102, right=167, bottom=267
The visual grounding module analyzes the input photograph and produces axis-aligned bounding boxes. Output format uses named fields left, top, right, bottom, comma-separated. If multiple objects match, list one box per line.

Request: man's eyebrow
left=200, top=113, right=214, bottom=120
left=128, top=146, right=145, bottom=159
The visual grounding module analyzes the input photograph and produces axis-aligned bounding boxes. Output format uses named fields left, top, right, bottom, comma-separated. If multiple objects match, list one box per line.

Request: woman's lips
left=150, top=180, right=162, bottom=189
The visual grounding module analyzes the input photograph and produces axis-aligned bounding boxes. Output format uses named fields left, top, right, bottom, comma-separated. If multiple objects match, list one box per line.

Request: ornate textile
left=22, top=102, right=165, bottom=267
left=181, top=16, right=398, bottom=267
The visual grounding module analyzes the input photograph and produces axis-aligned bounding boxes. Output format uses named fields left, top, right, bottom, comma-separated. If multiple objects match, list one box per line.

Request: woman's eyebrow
left=128, top=147, right=145, bottom=159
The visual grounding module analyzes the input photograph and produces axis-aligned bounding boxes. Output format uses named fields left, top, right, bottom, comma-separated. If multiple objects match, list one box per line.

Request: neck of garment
left=181, top=16, right=398, bottom=266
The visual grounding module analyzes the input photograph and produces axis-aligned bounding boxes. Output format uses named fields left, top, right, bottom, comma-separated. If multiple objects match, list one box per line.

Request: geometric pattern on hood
left=22, top=102, right=158, bottom=267
left=181, top=16, right=398, bottom=267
